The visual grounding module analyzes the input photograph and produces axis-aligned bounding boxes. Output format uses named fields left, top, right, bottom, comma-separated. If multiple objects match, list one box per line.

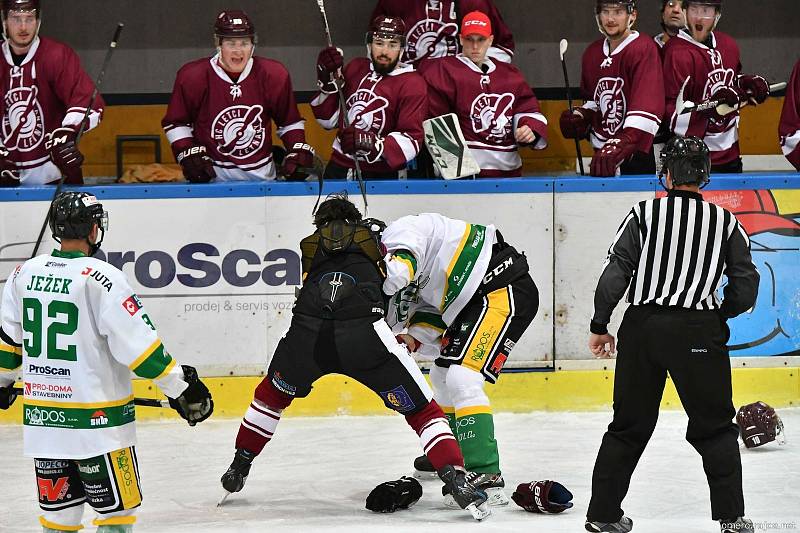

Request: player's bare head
left=313, top=192, right=363, bottom=227
left=595, top=0, right=637, bottom=40
left=459, top=11, right=494, bottom=67
left=49, top=192, right=109, bottom=255
left=683, top=0, right=721, bottom=41
left=214, top=10, right=256, bottom=73
left=2, top=0, right=40, bottom=51
left=366, top=16, right=405, bottom=75
left=660, top=0, right=685, bottom=35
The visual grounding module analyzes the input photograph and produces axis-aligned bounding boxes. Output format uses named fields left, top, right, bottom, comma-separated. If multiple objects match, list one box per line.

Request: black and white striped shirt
left=591, top=189, right=759, bottom=334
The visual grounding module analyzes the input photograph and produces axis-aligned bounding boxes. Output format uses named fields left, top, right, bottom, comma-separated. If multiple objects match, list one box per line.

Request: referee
left=584, top=136, right=759, bottom=533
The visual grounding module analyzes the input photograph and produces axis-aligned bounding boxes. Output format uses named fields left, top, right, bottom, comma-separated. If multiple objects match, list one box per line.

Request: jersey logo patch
left=470, top=92, right=515, bottom=142
left=37, top=476, right=70, bottom=502
left=406, top=18, right=459, bottom=64
left=2, top=85, right=45, bottom=152
left=381, top=385, right=415, bottom=413
left=122, top=294, right=143, bottom=316
left=346, top=90, right=389, bottom=133
left=212, top=104, right=265, bottom=159
left=594, top=77, right=627, bottom=137
left=703, top=67, right=736, bottom=125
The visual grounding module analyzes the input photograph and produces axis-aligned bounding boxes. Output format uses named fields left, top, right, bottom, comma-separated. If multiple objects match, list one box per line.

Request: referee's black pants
left=587, top=305, right=744, bottom=523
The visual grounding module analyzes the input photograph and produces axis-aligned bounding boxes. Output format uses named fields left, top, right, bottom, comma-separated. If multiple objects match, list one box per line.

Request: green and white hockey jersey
left=0, top=250, right=188, bottom=459
left=382, top=213, right=496, bottom=326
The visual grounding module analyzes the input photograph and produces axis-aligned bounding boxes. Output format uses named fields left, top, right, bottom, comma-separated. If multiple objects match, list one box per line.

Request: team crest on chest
left=2, top=85, right=45, bottom=152
left=470, top=92, right=515, bottom=142
left=406, top=19, right=459, bottom=64
left=346, top=89, right=389, bottom=132
left=212, top=104, right=265, bottom=159
left=594, top=77, right=627, bottom=136
left=703, top=67, right=736, bottom=125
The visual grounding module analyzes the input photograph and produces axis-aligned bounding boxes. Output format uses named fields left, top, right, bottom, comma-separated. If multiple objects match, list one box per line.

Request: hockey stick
left=559, top=39, right=585, bottom=176
left=29, top=23, right=124, bottom=259
left=11, top=385, right=169, bottom=408
left=314, top=0, right=368, bottom=213
left=679, top=82, right=787, bottom=116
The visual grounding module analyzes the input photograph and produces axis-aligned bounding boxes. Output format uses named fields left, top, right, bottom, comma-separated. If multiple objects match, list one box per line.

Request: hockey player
left=584, top=136, right=758, bottom=533
left=370, top=0, right=514, bottom=67
left=662, top=0, right=770, bottom=173
left=418, top=11, right=548, bottom=177
left=779, top=58, right=800, bottom=171
left=219, top=194, right=490, bottom=520
left=559, top=0, right=664, bottom=177
left=0, top=191, right=213, bottom=533
left=0, top=0, right=103, bottom=186
left=654, top=0, right=685, bottom=54
left=162, top=10, right=314, bottom=182
left=381, top=212, right=539, bottom=506
left=311, top=16, right=427, bottom=180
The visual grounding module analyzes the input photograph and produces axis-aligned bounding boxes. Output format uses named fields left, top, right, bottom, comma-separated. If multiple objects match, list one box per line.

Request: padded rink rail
left=0, top=174, right=798, bottom=419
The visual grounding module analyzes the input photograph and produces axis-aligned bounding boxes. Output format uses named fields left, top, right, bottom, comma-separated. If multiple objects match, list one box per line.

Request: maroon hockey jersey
left=370, top=0, right=514, bottom=67
left=579, top=32, right=664, bottom=154
left=310, top=57, right=427, bottom=173
left=418, top=55, right=548, bottom=177
left=0, top=37, right=103, bottom=185
left=663, top=31, right=742, bottom=166
left=162, top=55, right=305, bottom=181
left=779, top=58, right=800, bottom=171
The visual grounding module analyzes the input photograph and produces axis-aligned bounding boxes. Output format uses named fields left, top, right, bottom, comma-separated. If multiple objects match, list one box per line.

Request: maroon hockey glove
left=0, top=383, right=18, bottom=410
left=280, top=142, right=316, bottom=181
left=168, top=365, right=214, bottom=426
left=701, top=86, right=744, bottom=120
left=317, top=46, right=344, bottom=94
left=0, top=145, right=19, bottom=187
left=45, top=127, right=84, bottom=182
left=366, top=476, right=423, bottom=513
left=559, top=108, right=594, bottom=140
left=511, top=480, right=574, bottom=514
left=396, top=334, right=421, bottom=353
left=590, top=133, right=637, bottom=177
left=737, top=74, right=769, bottom=105
left=176, top=145, right=216, bottom=183
left=340, top=126, right=383, bottom=163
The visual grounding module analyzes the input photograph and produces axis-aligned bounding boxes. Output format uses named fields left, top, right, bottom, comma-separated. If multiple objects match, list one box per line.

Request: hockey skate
left=443, top=471, right=509, bottom=507
left=720, top=517, right=754, bottom=533
left=219, top=448, right=256, bottom=505
left=412, top=454, right=438, bottom=479
left=584, top=516, right=633, bottom=532
left=437, top=465, right=491, bottom=521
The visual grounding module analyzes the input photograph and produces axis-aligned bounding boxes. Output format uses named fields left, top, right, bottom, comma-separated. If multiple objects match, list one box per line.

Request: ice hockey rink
left=1, top=410, right=798, bottom=533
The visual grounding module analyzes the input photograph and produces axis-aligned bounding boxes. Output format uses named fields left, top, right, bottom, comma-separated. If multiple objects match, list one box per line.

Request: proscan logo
left=28, top=364, right=70, bottom=377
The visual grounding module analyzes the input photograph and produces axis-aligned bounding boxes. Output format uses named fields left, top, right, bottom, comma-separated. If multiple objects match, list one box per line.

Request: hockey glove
left=45, top=127, right=84, bottom=182
left=559, top=108, right=594, bottom=140
left=737, top=74, right=770, bottom=105
left=316, top=46, right=344, bottom=94
left=168, top=365, right=214, bottom=426
left=396, top=334, right=421, bottom=353
left=0, top=384, right=18, bottom=410
left=340, top=126, right=383, bottom=164
left=176, top=145, right=216, bottom=183
left=590, top=133, right=637, bottom=177
left=702, top=86, right=744, bottom=120
left=280, top=142, right=316, bottom=181
left=366, top=476, right=422, bottom=513
left=511, top=480, right=574, bottom=514
left=0, top=144, right=19, bottom=187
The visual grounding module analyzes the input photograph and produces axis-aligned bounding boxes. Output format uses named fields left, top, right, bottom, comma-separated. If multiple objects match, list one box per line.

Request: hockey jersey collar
left=676, top=29, right=717, bottom=50
left=456, top=54, right=496, bottom=75
left=51, top=249, right=87, bottom=259
left=368, top=60, right=415, bottom=77
left=1, top=36, right=40, bottom=67
left=209, top=53, right=254, bottom=85
left=603, top=31, right=639, bottom=57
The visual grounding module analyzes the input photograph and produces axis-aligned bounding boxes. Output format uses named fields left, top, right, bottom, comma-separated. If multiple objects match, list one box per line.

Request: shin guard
left=405, top=400, right=463, bottom=470
left=234, top=378, right=293, bottom=455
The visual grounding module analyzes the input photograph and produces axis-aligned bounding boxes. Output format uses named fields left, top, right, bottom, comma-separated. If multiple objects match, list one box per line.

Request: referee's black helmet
left=659, top=135, right=711, bottom=187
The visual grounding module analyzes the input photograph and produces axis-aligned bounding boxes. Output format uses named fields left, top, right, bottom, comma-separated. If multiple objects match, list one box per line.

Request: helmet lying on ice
left=736, top=401, right=785, bottom=449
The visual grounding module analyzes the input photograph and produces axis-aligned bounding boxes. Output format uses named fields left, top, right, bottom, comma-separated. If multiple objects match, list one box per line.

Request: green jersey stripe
left=409, top=311, right=447, bottom=332
left=442, top=224, right=486, bottom=311
left=0, top=347, right=22, bottom=370
left=23, top=400, right=135, bottom=430
left=131, top=343, right=174, bottom=380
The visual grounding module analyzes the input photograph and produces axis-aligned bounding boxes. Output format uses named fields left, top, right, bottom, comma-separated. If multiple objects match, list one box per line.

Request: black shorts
left=267, top=314, right=432, bottom=414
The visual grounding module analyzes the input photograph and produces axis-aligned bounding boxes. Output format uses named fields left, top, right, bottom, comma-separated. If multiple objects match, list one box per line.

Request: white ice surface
left=1, top=410, right=798, bottom=533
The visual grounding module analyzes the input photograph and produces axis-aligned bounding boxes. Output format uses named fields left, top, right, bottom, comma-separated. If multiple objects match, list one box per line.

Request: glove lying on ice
left=168, top=365, right=214, bottom=426
left=511, top=480, right=574, bottom=513
left=366, top=476, right=423, bottom=513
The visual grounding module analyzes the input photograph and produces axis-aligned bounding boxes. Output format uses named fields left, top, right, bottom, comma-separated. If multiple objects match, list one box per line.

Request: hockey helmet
left=366, top=16, right=406, bottom=45
left=736, top=401, right=785, bottom=449
left=683, top=0, right=722, bottom=8
left=2, top=0, right=38, bottom=15
left=214, top=10, right=256, bottom=41
left=595, top=0, right=637, bottom=14
left=49, top=192, right=108, bottom=253
left=658, top=135, right=710, bottom=188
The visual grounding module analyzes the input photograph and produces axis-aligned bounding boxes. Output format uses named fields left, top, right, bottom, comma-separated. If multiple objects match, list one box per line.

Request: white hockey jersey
left=386, top=287, right=446, bottom=360
left=0, top=250, right=187, bottom=459
left=382, top=213, right=496, bottom=325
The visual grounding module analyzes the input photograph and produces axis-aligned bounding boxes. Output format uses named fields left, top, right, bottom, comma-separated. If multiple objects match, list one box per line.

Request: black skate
left=220, top=448, right=256, bottom=500
left=443, top=471, right=509, bottom=507
left=585, top=516, right=633, bottom=532
left=413, top=455, right=437, bottom=479
left=720, top=517, right=754, bottom=533
left=437, top=465, right=491, bottom=521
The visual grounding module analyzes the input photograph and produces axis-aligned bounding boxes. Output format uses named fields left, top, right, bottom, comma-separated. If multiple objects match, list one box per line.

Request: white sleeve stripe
left=310, top=92, right=332, bottom=107
left=63, top=110, right=101, bottom=130
left=627, top=110, right=660, bottom=122
left=387, top=132, right=419, bottom=162
left=514, top=112, right=548, bottom=126
left=672, top=106, right=691, bottom=137
left=583, top=102, right=599, bottom=111
left=165, top=126, right=194, bottom=144
left=316, top=109, right=339, bottom=130
left=623, top=114, right=660, bottom=135
left=276, top=120, right=305, bottom=138
left=781, top=130, right=800, bottom=155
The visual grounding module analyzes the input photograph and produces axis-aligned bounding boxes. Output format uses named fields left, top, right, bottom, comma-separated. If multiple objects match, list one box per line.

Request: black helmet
left=313, top=192, right=362, bottom=227
left=596, top=0, right=636, bottom=14
left=49, top=192, right=108, bottom=253
left=658, top=135, right=710, bottom=188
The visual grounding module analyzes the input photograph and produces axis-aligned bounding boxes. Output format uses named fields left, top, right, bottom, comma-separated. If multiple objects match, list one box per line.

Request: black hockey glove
left=0, top=144, right=19, bottom=187
left=168, top=365, right=214, bottom=426
left=511, top=480, right=574, bottom=514
left=176, top=145, right=216, bottom=183
left=366, top=476, right=422, bottom=513
left=0, top=383, right=19, bottom=410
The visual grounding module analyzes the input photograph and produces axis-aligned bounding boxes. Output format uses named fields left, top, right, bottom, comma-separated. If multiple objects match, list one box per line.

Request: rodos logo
left=25, top=407, right=66, bottom=426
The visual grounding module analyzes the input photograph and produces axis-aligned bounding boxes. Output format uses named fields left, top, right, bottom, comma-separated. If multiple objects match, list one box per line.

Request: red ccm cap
left=461, top=11, right=492, bottom=38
